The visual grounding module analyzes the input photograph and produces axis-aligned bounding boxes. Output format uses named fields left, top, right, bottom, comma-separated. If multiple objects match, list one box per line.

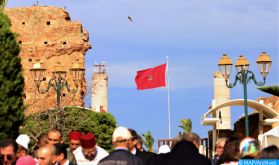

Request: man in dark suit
left=54, top=143, right=74, bottom=165
left=129, top=129, right=156, bottom=165
left=98, top=126, right=144, bottom=165
left=150, top=132, right=211, bottom=165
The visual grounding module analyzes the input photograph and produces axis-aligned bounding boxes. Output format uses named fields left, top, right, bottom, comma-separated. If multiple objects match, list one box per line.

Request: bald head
left=37, top=144, right=56, bottom=165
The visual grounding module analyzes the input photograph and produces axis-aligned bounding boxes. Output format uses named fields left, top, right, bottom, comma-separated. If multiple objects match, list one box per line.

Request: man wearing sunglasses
left=0, top=139, right=18, bottom=165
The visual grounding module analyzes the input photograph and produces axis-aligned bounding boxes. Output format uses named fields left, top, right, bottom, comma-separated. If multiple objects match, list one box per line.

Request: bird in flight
left=128, top=16, right=133, bottom=22
left=33, top=1, right=39, bottom=6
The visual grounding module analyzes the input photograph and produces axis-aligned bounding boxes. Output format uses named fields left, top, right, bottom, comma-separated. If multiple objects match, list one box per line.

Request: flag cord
left=166, top=56, right=171, bottom=139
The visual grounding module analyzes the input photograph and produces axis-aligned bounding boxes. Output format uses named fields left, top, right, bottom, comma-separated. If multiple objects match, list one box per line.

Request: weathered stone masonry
left=5, top=6, right=91, bottom=114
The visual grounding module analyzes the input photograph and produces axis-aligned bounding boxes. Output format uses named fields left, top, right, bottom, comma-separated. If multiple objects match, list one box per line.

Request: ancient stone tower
left=5, top=6, right=91, bottom=114
left=212, top=72, right=231, bottom=129
left=92, top=62, right=108, bottom=112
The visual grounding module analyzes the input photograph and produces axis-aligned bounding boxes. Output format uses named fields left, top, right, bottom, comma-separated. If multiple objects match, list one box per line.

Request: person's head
left=259, top=145, right=279, bottom=159
left=48, top=129, right=63, bottom=145
left=136, top=134, right=143, bottom=151
left=239, top=137, right=260, bottom=159
left=16, top=145, right=28, bottom=158
left=0, top=139, right=18, bottom=165
left=215, top=138, right=226, bottom=157
left=113, top=127, right=133, bottom=150
left=170, top=134, right=182, bottom=149
left=37, top=133, right=49, bottom=148
left=218, top=136, right=241, bottom=164
left=37, top=144, right=57, bottom=165
left=16, top=155, right=36, bottom=165
left=128, top=129, right=138, bottom=147
left=128, top=129, right=144, bottom=151
left=68, top=131, right=82, bottom=152
left=80, top=132, right=97, bottom=161
left=181, top=132, right=200, bottom=149
left=16, top=134, right=30, bottom=157
left=54, top=144, right=67, bottom=164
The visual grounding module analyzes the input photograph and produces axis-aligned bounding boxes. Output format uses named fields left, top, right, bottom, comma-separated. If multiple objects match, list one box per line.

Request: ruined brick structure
left=5, top=6, right=91, bottom=114
left=256, top=96, right=279, bottom=113
left=256, top=96, right=279, bottom=128
left=234, top=96, right=279, bottom=138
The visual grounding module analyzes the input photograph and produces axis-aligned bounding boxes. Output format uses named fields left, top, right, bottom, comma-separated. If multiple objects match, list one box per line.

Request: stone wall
left=5, top=6, right=91, bottom=114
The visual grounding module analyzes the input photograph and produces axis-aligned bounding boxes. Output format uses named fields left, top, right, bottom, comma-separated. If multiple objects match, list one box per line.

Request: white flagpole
left=166, top=56, right=171, bottom=139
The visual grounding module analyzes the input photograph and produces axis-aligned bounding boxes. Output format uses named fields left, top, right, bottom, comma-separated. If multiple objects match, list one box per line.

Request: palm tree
left=178, top=118, right=192, bottom=133
left=258, top=85, right=279, bottom=96
left=142, top=131, right=154, bottom=152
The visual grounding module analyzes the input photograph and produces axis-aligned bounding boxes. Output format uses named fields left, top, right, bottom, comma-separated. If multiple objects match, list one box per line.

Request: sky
left=7, top=0, right=278, bottom=149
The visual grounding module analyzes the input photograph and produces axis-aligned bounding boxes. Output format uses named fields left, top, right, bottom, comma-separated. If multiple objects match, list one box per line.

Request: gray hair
left=181, top=132, right=200, bottom=146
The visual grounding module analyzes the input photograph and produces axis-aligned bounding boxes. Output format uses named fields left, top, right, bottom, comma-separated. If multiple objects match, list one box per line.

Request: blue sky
left=7, top=0, right=278, bottom=149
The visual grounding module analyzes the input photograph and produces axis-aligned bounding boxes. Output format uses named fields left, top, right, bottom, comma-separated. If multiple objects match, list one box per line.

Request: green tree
left=142, top=131, right=154, bottom=152
left=0, top=6, right=25, bottom=140
left=20, top=107, right=116, bottom=151
left=178, top=118, right=192, bottom=133
left=258, top=85, right=279, bottom=97
left=0, top=0, right=6, bottom=9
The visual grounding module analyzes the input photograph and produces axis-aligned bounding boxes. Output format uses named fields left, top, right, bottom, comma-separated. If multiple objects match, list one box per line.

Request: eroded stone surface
left=5, top=6, right=91, bottom=114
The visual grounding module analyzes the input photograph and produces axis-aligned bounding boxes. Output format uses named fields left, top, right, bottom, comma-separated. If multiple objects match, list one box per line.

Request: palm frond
left=257, top=85, right=279, bottom=96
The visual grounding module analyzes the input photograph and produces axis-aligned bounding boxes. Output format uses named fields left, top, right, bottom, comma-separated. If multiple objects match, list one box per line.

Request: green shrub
left=20, top=107, right=116, bottom=151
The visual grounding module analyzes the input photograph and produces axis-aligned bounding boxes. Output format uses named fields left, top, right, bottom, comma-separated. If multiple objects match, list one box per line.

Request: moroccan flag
left=135, top=63, right=167, bottom=90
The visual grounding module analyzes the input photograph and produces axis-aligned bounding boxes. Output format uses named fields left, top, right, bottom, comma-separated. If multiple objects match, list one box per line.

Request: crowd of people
left=210, top=135, right=279, bottom=165
left=0, top=126, right=278, bottom=165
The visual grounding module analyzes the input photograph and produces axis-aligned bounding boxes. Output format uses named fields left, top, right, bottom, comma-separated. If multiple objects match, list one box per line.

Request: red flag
left=135, top=63, right=167, bottom=90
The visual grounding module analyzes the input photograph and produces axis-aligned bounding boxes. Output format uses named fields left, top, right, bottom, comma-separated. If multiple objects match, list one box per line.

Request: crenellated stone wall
left=4, top=6, right=91, bottom=114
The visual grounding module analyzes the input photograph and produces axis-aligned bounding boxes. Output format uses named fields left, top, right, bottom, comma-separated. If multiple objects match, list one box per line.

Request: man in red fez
left=73, top=132, right=108, bottom=164
left=68, top=131, right=82, bottom=152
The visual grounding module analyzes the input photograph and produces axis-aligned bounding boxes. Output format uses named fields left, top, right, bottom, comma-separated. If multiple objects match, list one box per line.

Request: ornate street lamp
left=30, top=59, right=85, bottom=130
left=218, top=52, right=272, bottom=137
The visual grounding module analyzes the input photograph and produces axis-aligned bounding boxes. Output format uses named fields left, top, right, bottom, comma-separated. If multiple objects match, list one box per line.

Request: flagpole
left=166, top=56, right=171, bottom=139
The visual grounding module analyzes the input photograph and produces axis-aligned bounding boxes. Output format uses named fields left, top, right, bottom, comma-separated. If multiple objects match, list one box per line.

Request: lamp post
left=218, top=52, right=272, bottom=137
left=30, top=59, right=85, bottom=130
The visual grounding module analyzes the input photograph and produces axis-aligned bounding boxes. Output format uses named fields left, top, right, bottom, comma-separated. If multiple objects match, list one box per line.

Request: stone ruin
left=4, top=6, right=91, bottom=114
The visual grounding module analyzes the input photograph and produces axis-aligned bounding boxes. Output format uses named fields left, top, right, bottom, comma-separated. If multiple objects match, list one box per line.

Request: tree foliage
left=0, top=9, right=25, bottom=140
left=20, top=107, right=116, bottom=151
left=258, top=85, right=279, bottom=97
left=178, top=118, right=192, bottom=133
left=0, top=0, right=6, bottom=9
left=142, top=131, right=154, bottom=152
